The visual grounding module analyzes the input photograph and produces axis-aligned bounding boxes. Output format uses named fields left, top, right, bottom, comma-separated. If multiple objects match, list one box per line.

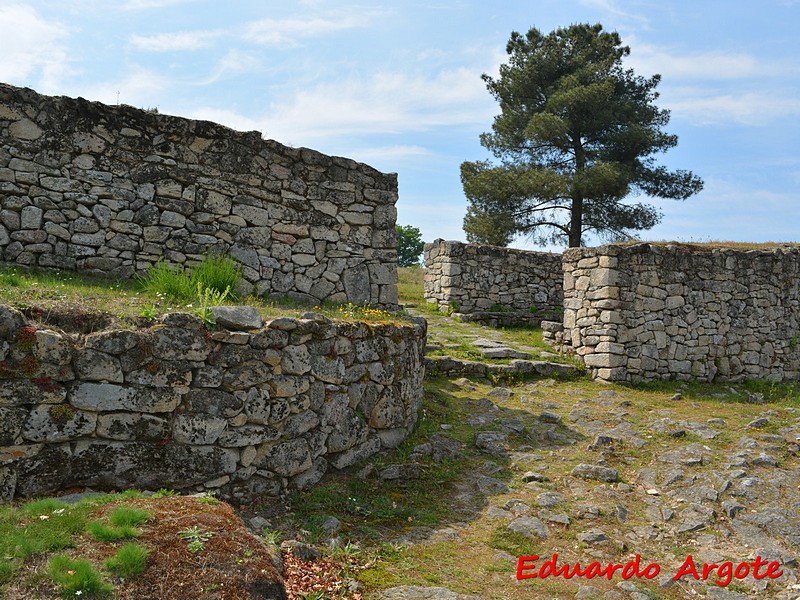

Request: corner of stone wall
left=562, top=246, right=628, bottom=383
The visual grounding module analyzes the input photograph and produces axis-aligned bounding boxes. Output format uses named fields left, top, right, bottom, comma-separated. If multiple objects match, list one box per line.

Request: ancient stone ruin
left=0, top=83, right=425, bottom=501
left=0, top=304, right=426, bottom=501
left=423, top=239, right=563, bottom=326
left=554, top=243, right=800, bottom=383
left=425, top=240, right=800, bottom=384
left=0, top=83, right=399, bottom=307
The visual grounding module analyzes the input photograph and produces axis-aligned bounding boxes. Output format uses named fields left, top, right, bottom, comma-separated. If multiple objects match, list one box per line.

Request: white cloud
left=129, top=30, right=220, bottom=52
left=262, top=68, right=494, bottom=144
left=662, top=88, right=800, bottom=126
left=197, top=49, right=265, bottom=85
left=69, top=66, right=172, bottom=110
left=122, top=0, right=197, bottom=10
left=188, top=65, right=493, bottom=148
left=345, top=145, right=432, bottom=167
left=0, top=4, right=71, bottom=90
left=578, top=0, right=651, bottom=29
left=625, top=43, right=783, bottom=80
left=243, top=10, right=382, bottom=46
left=651, top=178, right=800, bottom=243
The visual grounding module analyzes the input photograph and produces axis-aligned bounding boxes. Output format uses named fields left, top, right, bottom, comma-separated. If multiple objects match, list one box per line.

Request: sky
left=1, top=0, right=799, bottom=251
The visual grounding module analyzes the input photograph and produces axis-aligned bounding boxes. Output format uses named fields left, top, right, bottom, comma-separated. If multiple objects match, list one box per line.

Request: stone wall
left=0, top=83, right=398, bottom=307
left=423, top=240, right=563, bottom=325
left=0, top=304, right=426, bottom=501
left=557, top=244, right=800, bottom=383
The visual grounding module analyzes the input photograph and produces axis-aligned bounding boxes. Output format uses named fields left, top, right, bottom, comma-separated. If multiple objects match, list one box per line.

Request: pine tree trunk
left=568, top=196, right=583, bottom=247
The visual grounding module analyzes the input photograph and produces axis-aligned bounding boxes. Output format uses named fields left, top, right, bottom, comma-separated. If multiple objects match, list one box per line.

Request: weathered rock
left=508, top=516, right=548, bottom=539
left=476, top=476, right=510, bottom=495
left=209, top=306, right=263, bottom=331
left=380, top=463, right=421, bottom=480
left=577, top=529, right=608, bottom=544
left=571, top=463, right=619, bottom=482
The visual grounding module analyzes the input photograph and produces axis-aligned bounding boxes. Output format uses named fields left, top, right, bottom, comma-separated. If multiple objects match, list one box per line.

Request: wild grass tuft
left=21, top=498, right=69, bottom=517
left=48, top=554, right=111, bottom=597
left=87, top=521, right=139, bottom=542
left=137, top=254, right=241, bottom=304
left=0, top=268, right=25, bottom=287
left=109, top=507, right=151, bottom=528
left=105, top=542, right=149, bottom=578
left=190, top=253, right=241, bottom=296
left=137, top=260, right=195, bottom=302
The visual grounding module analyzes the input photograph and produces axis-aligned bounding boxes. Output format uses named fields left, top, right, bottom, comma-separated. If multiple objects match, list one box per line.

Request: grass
left=398, top=265, right=425, bottom=305
left=49, top=554, right=112, bottom=597
left=0, top=262, right=411, bottom=330
left=104, top=543, right=149, bottom=578
left=618, top=239, right=800, bottom=251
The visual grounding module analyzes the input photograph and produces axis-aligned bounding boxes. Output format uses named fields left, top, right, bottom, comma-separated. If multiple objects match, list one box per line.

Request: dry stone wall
left=423, top=240, right=563, bottom=326
left=0, top=83, right=398, bottom=307
left=0, top=304, right=426, bottom=501
left=556, top=244, right=800, bottom=383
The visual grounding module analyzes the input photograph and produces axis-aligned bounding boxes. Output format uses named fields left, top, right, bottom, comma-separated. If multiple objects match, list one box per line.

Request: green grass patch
left=87, top=521, right=139, bottom=542
left=104, top=542, right=149, bottom=578
left=190, top=253, right=242, bottom=296
left=488, top=526, right=541, bottom=556
left=136, top=253, right=242, bottom=304
left=49, top=554, right=111, bottom=597
left=398, top=266, right=425, bottom=305
left=88, top=505, right=151, bottom=541
left=629, top=378, right=800, bottom=406
left=0, top=492, right=150, bottom=588
left=108, top=506, right=151, bottom=528
left=0, top=558, right=14, bottom=584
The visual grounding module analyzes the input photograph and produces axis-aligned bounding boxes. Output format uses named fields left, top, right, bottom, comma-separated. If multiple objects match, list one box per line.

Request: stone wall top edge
left=0, top=82, right=396, bottom=186
left=425, top=239, right=560, bottom=259
left=0, top=303, right=423, bottom=341
left=564, top=243, right=800, bottom=261
left=598, top=242, right=800, bottom=257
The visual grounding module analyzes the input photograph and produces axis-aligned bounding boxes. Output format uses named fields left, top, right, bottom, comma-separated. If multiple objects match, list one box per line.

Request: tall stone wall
left=0, top=83, right=398, bottom=307
left=559, top=244, right=800, bottom=383
left=0, top=304, right=426, bottom=502
left=423, top=239, right=563, bottom=326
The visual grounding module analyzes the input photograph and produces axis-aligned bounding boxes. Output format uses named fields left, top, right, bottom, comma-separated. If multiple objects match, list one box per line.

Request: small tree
left=396, top=224, right=425, bottom=267
left=462, top=23, right=703, bottom=247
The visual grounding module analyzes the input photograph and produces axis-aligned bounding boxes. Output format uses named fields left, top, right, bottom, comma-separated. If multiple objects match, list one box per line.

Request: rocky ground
left=289, top=307, right=800, bottom=600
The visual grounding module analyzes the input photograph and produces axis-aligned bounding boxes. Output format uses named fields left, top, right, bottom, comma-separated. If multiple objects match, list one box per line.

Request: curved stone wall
left=0, top=83, right=399, bottom=308
left=0, top=304, right=426, bottom=501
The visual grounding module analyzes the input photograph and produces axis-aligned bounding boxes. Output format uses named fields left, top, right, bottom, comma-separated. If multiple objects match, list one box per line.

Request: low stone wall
left=423, top=240, right=563, bottom=325
left=0, top=304, right=426, bottom=501
left=559, top=244, right=800, bottom=383
left=0, top=83, right=399, bottom=307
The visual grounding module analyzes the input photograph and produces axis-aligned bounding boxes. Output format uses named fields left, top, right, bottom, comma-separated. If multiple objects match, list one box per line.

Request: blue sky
left=2, top=0, right=799, bottom=250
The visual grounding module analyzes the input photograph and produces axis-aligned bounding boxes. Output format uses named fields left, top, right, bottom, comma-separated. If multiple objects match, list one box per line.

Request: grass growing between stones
left=0, top=263, right=412, bottom=332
